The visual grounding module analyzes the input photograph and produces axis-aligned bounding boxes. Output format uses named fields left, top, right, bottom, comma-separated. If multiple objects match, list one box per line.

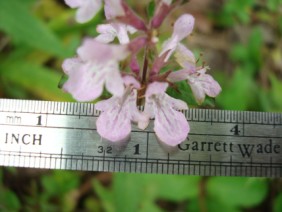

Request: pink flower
left=96, top=23, right=136, bottom=44
left=62, top=39, right=129, bottom=101
left=95, top=76, right=146, bottom=142
left=64, top=0, right=102, bottom=23
left=160, top=14, right=195, bottom=62
left=168, top=44, right=222, bottom=104
left=140, top=82, right=189, bottom=146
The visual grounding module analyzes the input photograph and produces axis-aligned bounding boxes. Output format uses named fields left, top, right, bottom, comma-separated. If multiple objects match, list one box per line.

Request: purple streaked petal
left=145, top=82, right=168, bottom=97
left=188, top=68, right=222, bottom=104
left=96, top=106, right=131, bottom=142
left=154, top=104, right=189, bottom=146
left=96, top=89, right=143, bottom=142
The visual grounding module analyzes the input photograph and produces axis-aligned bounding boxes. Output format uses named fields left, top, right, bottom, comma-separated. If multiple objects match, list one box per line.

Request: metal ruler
left=0, top=99, right=281, bottom=177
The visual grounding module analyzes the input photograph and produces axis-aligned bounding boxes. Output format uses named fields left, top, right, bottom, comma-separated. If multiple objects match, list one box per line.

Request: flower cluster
left=62, top=0, right=221, bottom=146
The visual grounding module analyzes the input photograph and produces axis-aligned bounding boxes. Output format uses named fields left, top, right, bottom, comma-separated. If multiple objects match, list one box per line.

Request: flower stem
left=137, top=46, right=149, bottom=106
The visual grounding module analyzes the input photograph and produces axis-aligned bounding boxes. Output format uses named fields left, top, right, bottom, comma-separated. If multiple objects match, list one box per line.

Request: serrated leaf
left=0, top=0, right=66, bottom=57
left=207, top=177, right=268, bottom=208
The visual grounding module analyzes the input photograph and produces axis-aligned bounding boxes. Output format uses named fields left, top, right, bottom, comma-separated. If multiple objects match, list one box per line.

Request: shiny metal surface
left=0, top=99, right=281, bottom=177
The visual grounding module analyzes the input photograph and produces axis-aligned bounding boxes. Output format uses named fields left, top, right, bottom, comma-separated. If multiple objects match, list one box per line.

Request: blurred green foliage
left=0, top=0, right=282, bottom=211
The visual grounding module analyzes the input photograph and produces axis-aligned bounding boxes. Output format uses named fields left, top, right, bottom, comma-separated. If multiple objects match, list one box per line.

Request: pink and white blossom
left=160, top=14, right=195, bottom=62
left=62, top=1, right=222, bottom=147
left=140, top=82, right=189, bottom=146
left=168, top=44, right=221, bottom=104
left=95, top=77, right=146, bottom=142
left=64, top=0, right=102, bottom=23
left=62, top=39, right=129, bottom=101
left=96, top=23, right=136, bottom=44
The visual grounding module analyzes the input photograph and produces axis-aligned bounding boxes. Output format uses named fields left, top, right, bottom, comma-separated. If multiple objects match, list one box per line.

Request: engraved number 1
left=37, top=115, right=42, bottom=126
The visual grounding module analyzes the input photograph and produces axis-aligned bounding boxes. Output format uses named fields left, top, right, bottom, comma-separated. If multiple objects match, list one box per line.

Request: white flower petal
left=74, top=0, right=102, bottom=23
left=144, top=82, right=190, bottom=146
left=105, top=66, right=124, bottom=97
left=145, top=82, right=168, bottom=97
left=104, top=0, right=125, bottom=19
left=172, top=14, right=195, bottom=41
left=63, top=62, right=105, bottom=101
left=188, top=69, right=222, bottom=104
left=154, top=104, right=189, bottom=146
left=77, top=39, right=128, bottom=63
left=65, top=0, right=81, bottom=8
left=96, top=89, right=144, bottom=142
left=167, top=69, right=189, bottom=82
left=175, top=43, right=196, bottom=69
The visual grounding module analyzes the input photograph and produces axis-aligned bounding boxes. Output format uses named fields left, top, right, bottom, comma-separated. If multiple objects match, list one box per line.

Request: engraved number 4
left=230, top=125, right=240, bottom=135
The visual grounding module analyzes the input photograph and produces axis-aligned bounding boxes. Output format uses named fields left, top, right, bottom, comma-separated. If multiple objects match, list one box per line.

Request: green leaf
left=94, top=173, right=201, bottom=212
left=216, top=68, right=258, bottom=110
left=230, top=44, right=249, bottom=63
left=269, top=74, right=282, bottom=111
left=41, top=171, right=80, bottom=196
left=0, top=189, right=21, bottom=211
left=274, top=193, right=282, bottom=212
left=92, top=180, right=115, bottom=212
left=187, top=197, right=241, bottom=212
left=207, top=177, right=268, bottom=208
left=113, top=174, right=145, bottom=212
left=247, top=28, right=263, bottom=70
left=0, top=60, right=74, bottom=101
left=149, top=175, right=201, bottom=201
left=147, top=1, right=156, bottom=18
left=0, top=0, right=66, bottom=57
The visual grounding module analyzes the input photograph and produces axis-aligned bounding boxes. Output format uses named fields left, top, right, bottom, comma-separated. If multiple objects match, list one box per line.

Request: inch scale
left=0, top=99, right=281, bottom=177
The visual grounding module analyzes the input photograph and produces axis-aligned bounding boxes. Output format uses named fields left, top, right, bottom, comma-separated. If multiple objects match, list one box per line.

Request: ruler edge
left=0, top=98, right=281, bottom=125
